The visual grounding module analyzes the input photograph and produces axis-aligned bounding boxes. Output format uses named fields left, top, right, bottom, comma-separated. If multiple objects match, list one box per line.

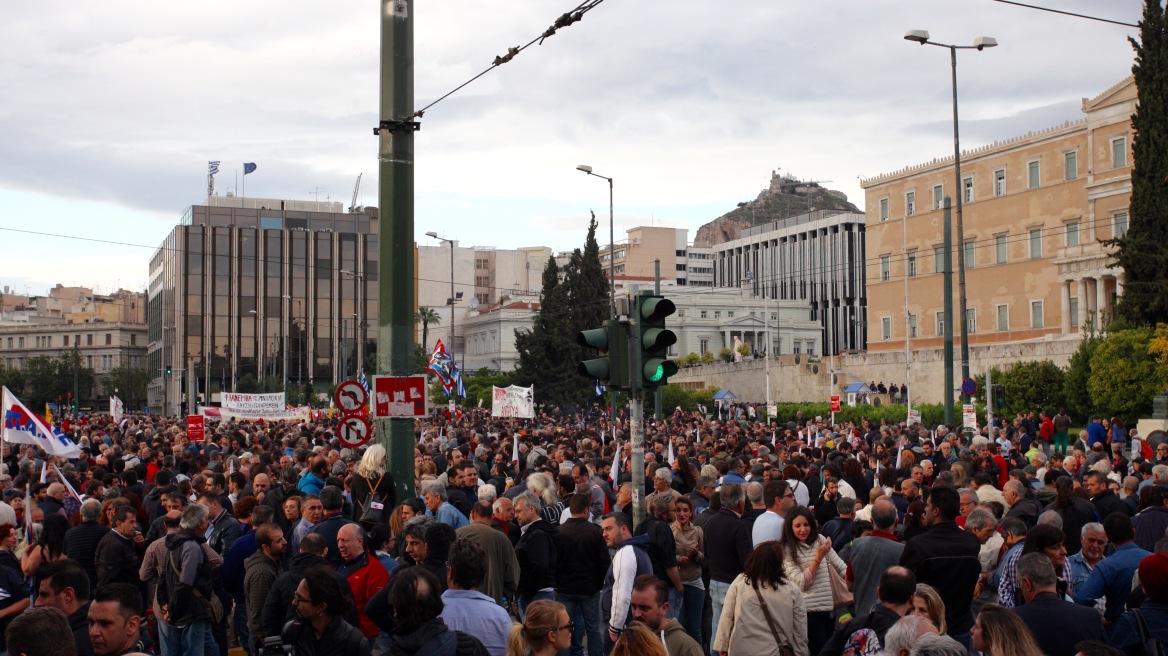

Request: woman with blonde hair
left=971, top=603, right=1044, bottom=656
left=611, top=622, right=667, bottom=656
left=911, top=583, right=947, bottom=635
left=714, top=540, right=808, bottom=656
left=349, top=444, right=397, bottom=525
left=506, top=599, right=571, bottom=656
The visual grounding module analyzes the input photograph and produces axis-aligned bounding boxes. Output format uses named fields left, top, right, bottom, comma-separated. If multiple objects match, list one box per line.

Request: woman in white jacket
left=712, top=540, right=807, bottom=656
left=780, top=506, right=848, bottom=656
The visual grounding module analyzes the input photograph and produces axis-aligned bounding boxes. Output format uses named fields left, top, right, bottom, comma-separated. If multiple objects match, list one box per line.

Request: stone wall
left=670, top=336, right=1084, bottom=404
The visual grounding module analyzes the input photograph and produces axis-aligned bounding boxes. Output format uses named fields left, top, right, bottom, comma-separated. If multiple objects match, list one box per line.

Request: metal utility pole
left=943, top=197, right=955, bottom=427
left=626, top=310, right=645, bottom=530
left=378, top=0, right=418, bottom=506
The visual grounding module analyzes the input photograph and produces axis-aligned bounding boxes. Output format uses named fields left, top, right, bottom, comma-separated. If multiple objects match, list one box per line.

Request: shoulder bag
left=827, top=555, right=854, bottom=611
left=168, top=550, right=224, bottom=624
left=752, top=583, right=795, bottom=656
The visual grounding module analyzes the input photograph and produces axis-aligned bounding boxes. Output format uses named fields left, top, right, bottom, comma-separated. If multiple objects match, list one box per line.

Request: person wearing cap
left=1108, top=552, right=1168, bottom=651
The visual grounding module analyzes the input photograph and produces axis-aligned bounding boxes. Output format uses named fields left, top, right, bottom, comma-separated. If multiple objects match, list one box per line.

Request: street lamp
left=341, top=269, right=365, bottom=380
left=424, top=233, right=459, bottom=367
left=905, top=29, right=996, bottom=417
left=576, top=165, right=616, bottom=421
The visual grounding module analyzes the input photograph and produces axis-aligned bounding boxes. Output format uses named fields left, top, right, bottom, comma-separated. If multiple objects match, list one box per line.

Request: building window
left=62, top=335, right=68, bottom=346
left=1069, top=297, right=1079, bottom=326
left=1066, top=221, right=1080, bottom=246
left=1031, top=300, right=1045, bottom=328
left=677, top=310, right=685, bottom=318
left=1028, top=160, right=1041, bottom=189
left=881, top=317, right=891, bottom=341
left=1114, top=211, right=1129, bottom=239
left=700, top=310, right=707, bottom=319
left=699, top=338, right=708, bottom=354
left=936, top=312, right=945, bottom=336
left=880, top=255, right=891, bottom=282
left=933, top=184, right=944, bottom=210
left=995, top=234, right=1008, bottom=264
left=907, top=251, right=918, bottom=278
left=994, top=169, right=1006, bottom=197
left=908, top=313, right=918, bottom=338
left=997, top=304, right=1009, bottom=331
left=793, top=341, right=802, bottom=354
left=934, top=246, right=945, bottom=274
left=906, top=191, right=916, bottom=216
left=1029, top=229, right=1043, bottom=259
left=1112, top=136, right=1127, bottom=168
left=714, top=311, right=721, bottom=319
left=130, top=334, right=137, bottom=346
left=879, top=197, right=890, bottom=222
left=1064, top=150, right=1078, bottom=180
left=87, top=334, right=93, bottom=346
left=963, top=176, right=974, bottom=203
left=105, top=333, right=111, bottom=345
left=963, top=240, right=976, bottom=269
left=965, top=308, right=977, bottom=334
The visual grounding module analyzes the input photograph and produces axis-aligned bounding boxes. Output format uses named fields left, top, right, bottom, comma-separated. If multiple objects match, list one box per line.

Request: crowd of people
left=0, top=402, right=1166, bottom=656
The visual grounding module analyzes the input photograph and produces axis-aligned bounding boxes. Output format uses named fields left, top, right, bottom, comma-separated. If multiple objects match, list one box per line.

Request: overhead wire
left=989, top=0, right=1140, bottom=28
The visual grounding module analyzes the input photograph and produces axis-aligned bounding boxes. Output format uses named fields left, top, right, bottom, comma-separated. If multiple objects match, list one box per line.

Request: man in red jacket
left=336, top=523, right=389, bottom=640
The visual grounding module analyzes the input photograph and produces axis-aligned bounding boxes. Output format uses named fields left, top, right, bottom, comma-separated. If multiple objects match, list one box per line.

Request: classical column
left=1116, top=274, right=1125, bottom=299
left=1078, top=279, right=1090, bottom=331
left=1096, top=276, right=1108, bottom=327
left=1061, top=280, right=1071, bottom=334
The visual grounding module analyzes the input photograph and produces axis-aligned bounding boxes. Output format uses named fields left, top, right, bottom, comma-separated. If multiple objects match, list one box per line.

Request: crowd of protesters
left=0, top=401, right=1166, bottom=656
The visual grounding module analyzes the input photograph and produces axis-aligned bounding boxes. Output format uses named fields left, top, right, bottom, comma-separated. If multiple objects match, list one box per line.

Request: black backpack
left=1133, top=609, right=1168, bottom=656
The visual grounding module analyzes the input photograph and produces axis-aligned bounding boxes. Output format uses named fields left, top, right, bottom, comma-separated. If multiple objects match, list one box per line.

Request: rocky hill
left=694, top=170, right=861, bottom=247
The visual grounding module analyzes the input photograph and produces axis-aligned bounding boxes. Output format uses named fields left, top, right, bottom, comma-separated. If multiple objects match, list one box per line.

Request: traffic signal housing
left=635, top=292, right=678, bottom=389
left=577, top=320, right=628, bottom=391
left=993, top=384, right=1006, bottom=410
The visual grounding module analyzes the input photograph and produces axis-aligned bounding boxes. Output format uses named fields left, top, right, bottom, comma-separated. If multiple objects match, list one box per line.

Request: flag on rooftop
left=243, top=162, right=257, bottom=175
left=208, top=161, right=220, bottom=176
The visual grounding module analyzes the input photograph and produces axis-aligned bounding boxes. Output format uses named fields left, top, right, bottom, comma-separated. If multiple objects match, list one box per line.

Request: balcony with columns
left=1054, top=240, right=1123, bottom=334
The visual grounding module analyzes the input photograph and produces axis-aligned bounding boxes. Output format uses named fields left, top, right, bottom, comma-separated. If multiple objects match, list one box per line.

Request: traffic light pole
left=985, top=368, right=994, bottom=440
left=627, top=316, right=645, bottom=531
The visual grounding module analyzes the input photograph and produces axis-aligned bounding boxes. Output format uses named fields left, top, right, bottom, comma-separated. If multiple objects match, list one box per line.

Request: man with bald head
left=847, top=499, right=904, bottom=615
left=336, top=523, right=388, bottom=640
left=821, top=566, right=917, bottom=656
left=41, top=482, right=69, bottom=519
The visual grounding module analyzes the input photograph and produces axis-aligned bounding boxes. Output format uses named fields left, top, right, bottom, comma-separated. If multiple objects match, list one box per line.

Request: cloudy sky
left=0, top=0, right=1143, bottom=296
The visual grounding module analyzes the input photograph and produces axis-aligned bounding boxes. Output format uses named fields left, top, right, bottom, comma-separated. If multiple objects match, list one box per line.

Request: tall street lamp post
left=576, top=165, right=616, bottom=421
left=424, top=233, right=458, bottom=368
left=905, top=29, right=996, bottom=415
left=341, top=269, right=365, bottom=378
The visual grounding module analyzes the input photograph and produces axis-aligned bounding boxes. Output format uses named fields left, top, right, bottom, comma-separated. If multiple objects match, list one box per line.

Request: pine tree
left=1112, top=0, right=1168, bottom=326
left=563, top=213, right=613, bottom=407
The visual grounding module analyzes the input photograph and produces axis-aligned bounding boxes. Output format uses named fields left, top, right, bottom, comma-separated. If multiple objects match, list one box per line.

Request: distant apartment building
left=860, top=77, right=1134, bottom=351
left=598, top=226, right=713, bottom=287
left=712, top=209, right=868, bottom=355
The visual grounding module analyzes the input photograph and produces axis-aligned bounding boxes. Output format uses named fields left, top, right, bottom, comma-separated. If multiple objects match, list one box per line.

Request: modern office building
left=147, top=195, right=379, bottom=415
left=860, top=77, right=1134, bottom=352
left=711, top=209, right=868, bottom=355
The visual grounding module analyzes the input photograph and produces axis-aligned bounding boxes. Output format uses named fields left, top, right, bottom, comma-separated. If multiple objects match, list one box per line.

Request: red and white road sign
left=334, top=380, right=368, bottom=414
left=187, top=415, right=205, bottom=441
left=830, top=396, right=841, bottom=413
left=338, top=416, right=372, bottom=448
left=371, top=375, right=428, bottom=419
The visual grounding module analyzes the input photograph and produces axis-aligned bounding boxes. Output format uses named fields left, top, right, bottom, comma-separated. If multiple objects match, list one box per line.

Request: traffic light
left=165, top=365, right=172, bottom=376
left=67, top=393, right=75, bottom=410
left=994, top=384, right=1006, bottom=410
left=635, top=292, right=678, bottom=388
left=577, top=320, right=628, bottom=390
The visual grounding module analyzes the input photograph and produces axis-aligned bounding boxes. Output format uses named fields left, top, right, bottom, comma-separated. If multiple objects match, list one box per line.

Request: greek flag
left=208, top=161, right=220, bottom=176
left=595, top=380, right=605, bottom=397
left=745, top=269, right=755, bottom=282
left=358, top=370, right=370, bottom=396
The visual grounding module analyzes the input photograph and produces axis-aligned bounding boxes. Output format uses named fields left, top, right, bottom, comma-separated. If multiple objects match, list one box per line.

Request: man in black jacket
left=95, top=506, right=146, bottom=602
left=64, top=499, right=110, bottom=591
left=261, top=532, right=357, bottom=638
left=34, top=560, right=95, bottom=656
left=898, top=486, right=981, bottom=648
left=310, top=485, right=356, bottom=568
left=555, top=490, right=610, bottom=656
left=159, top=503, right=216, bottom=656
left=634, top=493, right=685, bottom=619
left=703, top=483, right=752, bottom=652
left=514, top=491, right=557, bottom=620
left=1011, top=553, right=1106, bottom=656
left=820, top=566, right=916, bottom=656
left=1085, top=471, right=1132, bottom=518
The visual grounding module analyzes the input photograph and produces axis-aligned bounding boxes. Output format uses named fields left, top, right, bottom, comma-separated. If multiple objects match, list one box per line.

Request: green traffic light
left=648, top=363, right=664, bottom=383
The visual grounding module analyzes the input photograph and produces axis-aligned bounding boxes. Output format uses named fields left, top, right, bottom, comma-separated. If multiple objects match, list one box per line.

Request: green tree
left=104, top=365, right=150, bottom=409
left=562, top=213, right=612, bottom=408
left=1111, top=0, right=1168, bottom=326
left=1088, top=326, right=1168, bottom=416
left=736, top=342, right=752, bottom=358
left=1001, top=360, right=1066, bottom=417
left=718, top=347, right=733, bottom=361
left=415, top=306, right=441, bottom=353
left=514, top=256, right=578, bottom=407
left=461, top=369, right=517, bottom=409
left=0, top=366, right=25, bottom=397
left=700, top=351, right=715, bottom=365
left=1064, top=335, right=1102, bottom=421
left=680, top=352, right=700, bottom=367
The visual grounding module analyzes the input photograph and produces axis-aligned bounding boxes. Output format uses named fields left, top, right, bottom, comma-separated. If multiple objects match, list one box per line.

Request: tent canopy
left=713, top=390, right=739, bottom=401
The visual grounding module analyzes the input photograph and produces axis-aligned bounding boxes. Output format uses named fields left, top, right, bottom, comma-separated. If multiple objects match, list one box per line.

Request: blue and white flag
left=243, top=162, right=257, bottom=175
left=595, top=380, right=605, bottom=397
left=358, top=370, right=371, bottom=396
left=208, top=161, right=220, bottom=176
left=745, top=269, right=755, bottom=282
left=2, top=387, right=81, bottom=458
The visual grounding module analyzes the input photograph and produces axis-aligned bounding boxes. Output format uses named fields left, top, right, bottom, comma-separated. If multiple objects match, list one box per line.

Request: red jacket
left=1039, top=417, right=1054, bottom=441
left=338, top=552, right=389, bottom=638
